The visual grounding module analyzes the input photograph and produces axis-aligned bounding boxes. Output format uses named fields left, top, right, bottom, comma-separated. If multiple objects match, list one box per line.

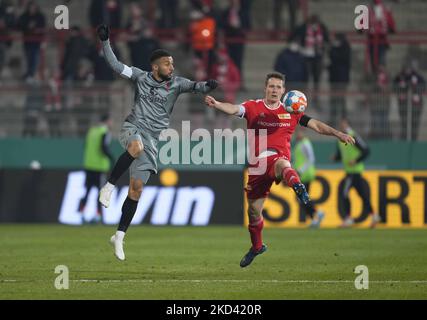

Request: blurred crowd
left=273, top=0, right=425, bottom=140
left=0, top=0, right=425, bottom=140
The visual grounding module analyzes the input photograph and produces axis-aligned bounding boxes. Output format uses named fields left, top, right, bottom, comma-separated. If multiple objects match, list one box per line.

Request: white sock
left=115, top=231, right=125, bottom=241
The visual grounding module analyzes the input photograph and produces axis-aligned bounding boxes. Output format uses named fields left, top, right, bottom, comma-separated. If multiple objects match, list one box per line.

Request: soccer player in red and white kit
left=205, top=72, right=355, bottom=267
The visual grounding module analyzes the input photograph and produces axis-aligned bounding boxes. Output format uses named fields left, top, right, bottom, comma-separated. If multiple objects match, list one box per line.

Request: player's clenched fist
left=205, top=95, right=217, bottom=108
left=97, top=24, right=109, bottom=41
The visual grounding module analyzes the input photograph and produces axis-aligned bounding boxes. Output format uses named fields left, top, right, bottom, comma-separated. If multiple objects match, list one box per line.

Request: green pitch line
left=0, top=225, right=427, bottom=299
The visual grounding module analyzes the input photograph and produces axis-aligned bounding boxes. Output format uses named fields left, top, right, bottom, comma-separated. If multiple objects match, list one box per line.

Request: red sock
left=248, top=216, right=264, bottom=251
left=281, top=167, right=301, bottom=187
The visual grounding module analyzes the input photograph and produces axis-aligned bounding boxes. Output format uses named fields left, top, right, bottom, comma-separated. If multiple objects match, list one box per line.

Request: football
left=282, top=90, right=307, bottom=114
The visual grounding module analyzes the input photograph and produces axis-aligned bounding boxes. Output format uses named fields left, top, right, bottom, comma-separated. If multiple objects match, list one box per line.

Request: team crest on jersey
left=260, top=112, right=266, bottom=118
left=278, top=113, right=291, bottom=119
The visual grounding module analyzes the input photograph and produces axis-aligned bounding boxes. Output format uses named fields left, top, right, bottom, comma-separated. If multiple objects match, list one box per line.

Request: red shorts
left=245, top=153, right=289, bottom=199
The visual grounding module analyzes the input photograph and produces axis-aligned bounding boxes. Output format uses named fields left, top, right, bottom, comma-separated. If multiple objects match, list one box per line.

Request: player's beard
left=159, top=72, right=172, bottom=81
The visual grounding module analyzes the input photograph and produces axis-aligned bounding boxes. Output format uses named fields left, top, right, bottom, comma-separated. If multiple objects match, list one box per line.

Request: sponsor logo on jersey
left=278, top=113, right=291, bottom=120
left=138, top=87, right=168, bottom=104
left=257, top=120, right=291, bottom=127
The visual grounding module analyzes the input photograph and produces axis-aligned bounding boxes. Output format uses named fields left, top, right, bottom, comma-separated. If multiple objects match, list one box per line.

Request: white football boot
left=110, top=234, right=125, bottom=261
left=310, top=210, right=325, bottom=228
left=99, top=182, right=114, bottom=208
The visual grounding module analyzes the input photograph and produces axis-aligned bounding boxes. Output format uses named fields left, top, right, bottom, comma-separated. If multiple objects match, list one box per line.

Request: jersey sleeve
left=175, top=76, right=211, bottom=94
left=241, top=100, right=255, bottom=121
left=102, top=40, right=146, bottom=82
left=130, top=67, right=146, bottom=81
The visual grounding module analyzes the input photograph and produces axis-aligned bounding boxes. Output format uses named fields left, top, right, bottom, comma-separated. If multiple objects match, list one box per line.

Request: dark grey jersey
left=126, top=70, right=209, bottom=138
left=102, top=40, right=213, bottom=152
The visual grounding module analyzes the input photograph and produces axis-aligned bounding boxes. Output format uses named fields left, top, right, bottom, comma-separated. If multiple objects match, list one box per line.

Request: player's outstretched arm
left=178, top=78, right=219, bottom=94
left=205, top=95, right=240, bottom=116
left=97, top=24, right=139, bottom=80
left=307, top=118, right=355, bottom=145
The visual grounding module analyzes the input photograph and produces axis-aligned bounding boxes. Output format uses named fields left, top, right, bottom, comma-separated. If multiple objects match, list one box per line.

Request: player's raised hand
left=97, top=24, right=109, bottom=41
left=205, top=95, right=217, bottom=108
left=338, top=132, right=355, bottom=145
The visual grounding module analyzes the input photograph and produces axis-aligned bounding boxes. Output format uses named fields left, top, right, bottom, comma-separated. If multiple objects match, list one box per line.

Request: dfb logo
left=354, top=265, right=369, bottom=290
left=354, top=5, right=369, bottom=30
left=54, top=5, right=69, bottom=30
left=54, top=265, right=69, bottom=290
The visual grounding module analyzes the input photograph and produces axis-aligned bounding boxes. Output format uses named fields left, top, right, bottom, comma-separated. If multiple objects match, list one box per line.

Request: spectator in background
left=189, top=0, right=214, bottom=13
left=220, top=0, right=252, bottom=89
left=367, top=0, right=396, bottom=73
left=189, top=9, right=216, bottom=75
left=158, top=0, right=179, bottom=29
left=274, top=40, right=307, bottom=92
left=126, top=3, right=159, bottom=72
left=291, top=15, right=329, bottom=110
left=79, top=113, right=114, bottom=224
left=22, top=80, right=44, bottom=137
left=0, top=0, right=15, bottom=79
left=393, top=61, right=426, bottom=141
left=89, top=0, right=122, bottom=31
left=61, top=26, right=90, bottom=81
left=44, top=68, right=62, bottom=137
left=238, top=0, right=253, bottom=33
left=328, top=33, right=351, bottom=128
left=210, top=48, right=241, bottom=130
left=368, top=66, right=391, bottom=139
left=18, top=0, right=46, bottom=82
left=273, top=0, right=299, bottom=33
left=211, top=48, right=240, bottom=103
left=72, top=60, right=94, bottom=137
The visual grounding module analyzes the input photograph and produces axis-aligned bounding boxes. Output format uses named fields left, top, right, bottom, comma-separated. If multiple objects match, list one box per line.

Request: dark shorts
left=118, top=121, right=157, bottom=184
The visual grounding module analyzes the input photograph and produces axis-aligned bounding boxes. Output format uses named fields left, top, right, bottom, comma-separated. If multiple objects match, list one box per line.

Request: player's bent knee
left=128, top=141, right=144, bottom=158
left=129, top=189, right=142, bottom=200
left=248, top=205, right=261, bottom=219
left=274, top=159, right=291, bottom=179
left=275, top=159, right=291, bottom=171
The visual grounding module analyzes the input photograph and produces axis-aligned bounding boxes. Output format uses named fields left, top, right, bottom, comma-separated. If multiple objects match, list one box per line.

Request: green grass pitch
left=1, top=225, right=427, bottom=299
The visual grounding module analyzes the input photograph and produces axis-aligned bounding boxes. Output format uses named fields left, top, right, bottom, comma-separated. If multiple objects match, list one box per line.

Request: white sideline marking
left=2, top=279, right=427, bottom=284
left=73, top=279, right=427, bottom=284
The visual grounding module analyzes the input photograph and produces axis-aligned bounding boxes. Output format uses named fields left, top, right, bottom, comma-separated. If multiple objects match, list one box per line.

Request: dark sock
left=78, top=194, right=88, bottom=212
left=97, top=199, right=103, bottom=216
left=118, top=197, right=138, bottom=232
left=108, top=151, right=135, bottom=185
left=304, top=201, right=315, bottom=219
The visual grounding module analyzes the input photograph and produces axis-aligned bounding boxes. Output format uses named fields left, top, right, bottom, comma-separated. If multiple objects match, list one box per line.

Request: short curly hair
left=150, top=49, right=172, bottom=63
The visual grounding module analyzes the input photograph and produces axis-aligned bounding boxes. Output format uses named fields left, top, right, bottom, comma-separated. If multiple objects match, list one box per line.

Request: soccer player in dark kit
left=96, top=25, right=218, bottom=261
left=205, top=72, right=355, bottom=267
